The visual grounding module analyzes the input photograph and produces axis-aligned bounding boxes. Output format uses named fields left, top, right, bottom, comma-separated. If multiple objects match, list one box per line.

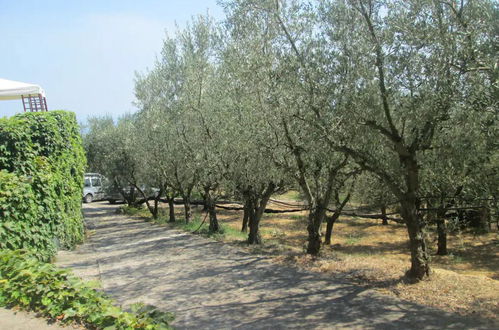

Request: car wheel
left=108, top=199, right=116, bottom=204
left=84, top=194, right=93, bottom=203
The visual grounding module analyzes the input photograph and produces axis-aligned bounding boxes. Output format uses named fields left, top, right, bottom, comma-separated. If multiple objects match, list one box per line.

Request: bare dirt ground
left=55, top=202, right=495, bottom=329
left=211, top=197, right=498, bottom=320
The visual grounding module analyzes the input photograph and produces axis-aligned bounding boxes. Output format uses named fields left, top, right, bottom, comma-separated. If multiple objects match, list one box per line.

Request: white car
left=82, top=173, right=106, bottom=203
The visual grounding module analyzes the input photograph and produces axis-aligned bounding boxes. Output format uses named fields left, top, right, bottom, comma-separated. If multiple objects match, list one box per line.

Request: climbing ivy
left=0, top=249, right=173, bottom=329
left=0, top=111, right=86, bottom=260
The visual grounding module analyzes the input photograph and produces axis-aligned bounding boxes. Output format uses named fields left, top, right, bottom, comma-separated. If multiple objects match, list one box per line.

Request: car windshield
left=84, top=178, right=91, bottom=187
left=91, top=177, right=101, bottom=187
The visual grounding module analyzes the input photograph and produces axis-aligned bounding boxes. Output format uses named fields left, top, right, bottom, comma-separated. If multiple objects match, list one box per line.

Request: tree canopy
left=83, top=0, right=498, bottom=281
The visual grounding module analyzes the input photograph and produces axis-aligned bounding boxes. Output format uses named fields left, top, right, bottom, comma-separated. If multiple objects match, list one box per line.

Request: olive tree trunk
left=167, top=196, right=176, bottom=223
left=241, top=198, right=250, bottom=232
left=183, top=194, right=192, bottom=223
left=247, top=200, right=261, bottom=244
left=324, top=193, right=350, bottom=245
left=381, top=205, right=388, bottom=225
left=323, top=212, right=339, bottom=246
left=205, top=189, right=220, bottom=232
left=401, top=199, right=431, bottom=280
left=306, top=202, right=327, bottom=255
left=247, top=183, right=276, bottom=244
left=436, top=217, right=448, bottom=255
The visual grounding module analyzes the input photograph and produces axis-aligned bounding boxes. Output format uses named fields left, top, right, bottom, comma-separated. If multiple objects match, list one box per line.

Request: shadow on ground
left=56, top=202, right=495, bottom=330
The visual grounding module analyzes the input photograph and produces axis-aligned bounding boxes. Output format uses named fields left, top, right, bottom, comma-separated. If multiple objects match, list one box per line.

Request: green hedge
left=0, top=249, right=172, bottom=329
left=0, top=111, right=86, bottom=260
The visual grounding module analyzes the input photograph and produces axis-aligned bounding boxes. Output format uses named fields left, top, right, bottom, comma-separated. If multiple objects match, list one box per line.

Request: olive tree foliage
left=82, top=116, right=116, bottom=176
left=420, top=108, right=498, bottom=255
left=353, top=172, right=397, bottom=225
left=312, top=0, right=498, bottom=279
left=135, top=15, right=230, bottom=228
left=84, top=0, right=496, bottom=281
left=83, top=114, right=148, bottom=207
left=214, top=17, right=289, bottom=244
left=222, top=0, right=358, bottom=253
left=180, top=17, right=229, bottom=232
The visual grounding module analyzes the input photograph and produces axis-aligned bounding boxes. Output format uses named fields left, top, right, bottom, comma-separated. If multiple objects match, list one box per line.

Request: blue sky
left=0, top=0, right=225, bottom=121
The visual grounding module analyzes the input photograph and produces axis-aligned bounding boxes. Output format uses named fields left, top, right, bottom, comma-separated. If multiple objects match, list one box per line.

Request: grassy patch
left=121, top=204, right=250, bottom=243
left=345, top=232, right=364, bottom=245
left=274, top=190, right=302, bottom=202
left=119, top=205, right=146, bottom=216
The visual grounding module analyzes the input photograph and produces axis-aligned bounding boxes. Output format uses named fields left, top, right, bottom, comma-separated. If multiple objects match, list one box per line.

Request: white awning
left=0, top=78, right=46, bottom=101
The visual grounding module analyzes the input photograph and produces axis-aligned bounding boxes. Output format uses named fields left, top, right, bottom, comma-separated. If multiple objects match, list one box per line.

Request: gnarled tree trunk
left=202, top=186, right=209, bottom=212
left=401, top=199, right=431, bottom=280
left=324, top=193, right=350, bottom=245
left=167, top=196, right=176, bottom=223
left=183, top=194, right=192, bottom=223
left=381, top=204, right=388, bottom=225
left=241, top=198, right=249, bottom=232
left=247, top=183, right=276, bottom=244
left=247, top=199, right=261, bottom=244
left=307, top=202, right=327, bottom=255
left=436, top=217, right=447, bottom=255
left=323, top=212, right=338, bottom=246
left=205, top=189, right=220, bottom=232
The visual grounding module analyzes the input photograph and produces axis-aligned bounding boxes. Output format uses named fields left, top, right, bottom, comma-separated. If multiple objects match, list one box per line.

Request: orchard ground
left=56, top=202, right=497, bottom=329
left=127, top=193, right=498, bottom=322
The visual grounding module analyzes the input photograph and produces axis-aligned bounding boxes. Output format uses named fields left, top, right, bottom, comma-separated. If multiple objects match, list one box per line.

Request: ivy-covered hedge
left=0, top=111, right=86, bottom=260
left=0, top=249, right=172, bottom=329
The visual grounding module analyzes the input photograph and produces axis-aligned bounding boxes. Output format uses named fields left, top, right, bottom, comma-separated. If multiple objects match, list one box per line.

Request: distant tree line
left=83, top=0, right=498, bottom=281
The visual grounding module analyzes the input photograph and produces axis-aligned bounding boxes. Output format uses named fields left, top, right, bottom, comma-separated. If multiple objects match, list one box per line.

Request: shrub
left=0, top=171, right=56, bottom=260
left=0, top=111, right=86, bottom=260
left=0, top=249, right=173, bottom=329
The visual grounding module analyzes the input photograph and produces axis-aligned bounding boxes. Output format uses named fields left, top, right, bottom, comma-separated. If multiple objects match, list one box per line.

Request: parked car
left=83, top=173, right=160, bottom=204
left=106, top=184, right=161, bottom=204
left=82, top=173, right=107, bottom=203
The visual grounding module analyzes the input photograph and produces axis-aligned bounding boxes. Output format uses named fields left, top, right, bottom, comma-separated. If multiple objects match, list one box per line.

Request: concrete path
left=56, top=202, right=493, bottom=329
left=0, top=308, right=81, bottom=330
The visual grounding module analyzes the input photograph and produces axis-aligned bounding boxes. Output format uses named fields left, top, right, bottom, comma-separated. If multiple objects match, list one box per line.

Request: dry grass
left=131, top=199, right=499, bottom=322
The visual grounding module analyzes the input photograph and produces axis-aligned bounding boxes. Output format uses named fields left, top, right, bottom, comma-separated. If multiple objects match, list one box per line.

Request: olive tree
left=316, top=0, right=497, bottom=279
left=83, top=114, right=148, bottom=207
left=217, top=42, right=287, bottom=243
left=222, top=0, right=358, bottom=253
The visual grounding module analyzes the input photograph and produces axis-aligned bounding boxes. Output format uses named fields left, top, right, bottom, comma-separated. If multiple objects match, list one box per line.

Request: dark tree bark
left=306, top=202, right=327, bottom=255
left=208, top=204, right=219, bottom=232
left=434, top=187, right=462, bottom=256
left=401, top=198, right=431, bottom=279
left=202, top=186, right=209, bottom=212
left=305, top=161, right=349, bottom=255
left=353, top=2, right=433, bottom=280
left=122, top=186, right=138, bottom=207
left=167, top=196, right=176, bottom=223
left=150, top=188, right=164, bottom=219
left=247, top=183, right=276, bottom=244
left=241, top=198, right=249, bottom=232
left=134, top=184, right=163, bottom=220
left=183, top=194, right=192, bottom=223
left=433, top=197, right=448, bottom=256
left=153, top=198, right=159, bottom=218
left=436, top=217, right=448, bottom=255
left=381, top=204, right=388, bottom=225
left=324, top=214, right=337, bottom=246
left=477, top=207, right=490, bottom=233
left=324, top=193, right=350, bottom=245
left=205, top=189, right=220, bottom=233
left=247, top=199, right=261, bottom=244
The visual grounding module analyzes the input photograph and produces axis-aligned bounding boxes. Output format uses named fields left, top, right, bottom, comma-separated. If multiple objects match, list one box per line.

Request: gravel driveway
left=56, top=202, right=492, bottom=329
